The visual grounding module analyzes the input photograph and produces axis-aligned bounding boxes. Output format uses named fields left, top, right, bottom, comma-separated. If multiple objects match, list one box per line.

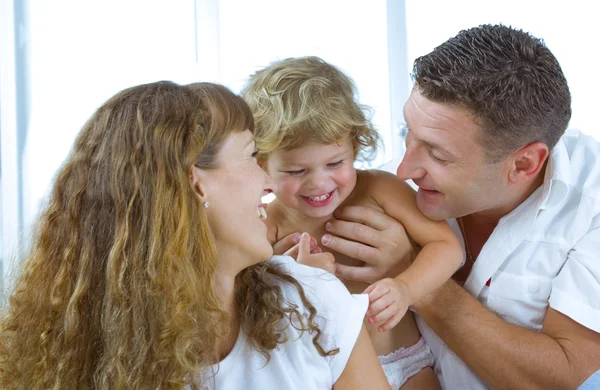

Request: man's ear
left=508, top=142, right=549, bottom=184
left=189, top=166, right=210, bottom=202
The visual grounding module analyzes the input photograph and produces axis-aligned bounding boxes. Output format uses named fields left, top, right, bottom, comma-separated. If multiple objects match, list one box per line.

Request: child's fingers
left=366, top=293, right=394, bottom=317
left=364, top=283, right=390, bottom=303
left=273, top=232, right=302, bottom=255
left=363, top=283, right=376, bottom=296
left=317, top=252, right=336, bottom=274
left=283, top=243, right=300, bottom=259
left=297, top=232, right=311, bottom=259
left=378, top=311, right=404, bottom=332
left=311, top=246, right=323, bottom=254
left=368, top=303, right=396, bottom=326
left=310, top=237, right=318, bottom=251
left=288, top=233, right=311, bottom=262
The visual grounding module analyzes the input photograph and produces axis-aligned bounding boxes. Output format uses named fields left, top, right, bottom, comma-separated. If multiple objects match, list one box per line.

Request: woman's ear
left=189, top=166, right=210, bottom=202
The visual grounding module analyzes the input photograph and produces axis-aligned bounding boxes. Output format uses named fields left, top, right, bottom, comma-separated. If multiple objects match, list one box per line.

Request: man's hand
left=273, top=231, right=321, bottom=255
left=364, top=278, right=412, bottom=332
left=321, top=205, right=416, bottom=283
left=285, top=232, right=336, bottom=274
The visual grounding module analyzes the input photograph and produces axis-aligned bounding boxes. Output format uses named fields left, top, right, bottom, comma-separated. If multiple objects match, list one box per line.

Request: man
left=276, top=24, right=600, bottom=389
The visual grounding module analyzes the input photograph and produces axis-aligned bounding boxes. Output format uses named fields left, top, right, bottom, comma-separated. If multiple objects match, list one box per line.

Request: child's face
left=266, top=138, right=357, bottom=219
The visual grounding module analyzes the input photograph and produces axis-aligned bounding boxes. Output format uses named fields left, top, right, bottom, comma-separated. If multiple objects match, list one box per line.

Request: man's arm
left=413, top=280, right=600, bottom=389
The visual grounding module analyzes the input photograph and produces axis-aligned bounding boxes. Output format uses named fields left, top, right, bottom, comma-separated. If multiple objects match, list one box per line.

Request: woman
left=0, top=81, right=388, bottom=389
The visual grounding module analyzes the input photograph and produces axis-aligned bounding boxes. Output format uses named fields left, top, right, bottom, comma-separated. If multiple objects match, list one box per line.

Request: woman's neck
left=213, top=269, right=240, bottom=362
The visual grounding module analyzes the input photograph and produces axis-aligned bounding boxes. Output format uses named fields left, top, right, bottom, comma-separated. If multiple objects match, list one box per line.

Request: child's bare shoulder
left=356, top=168, right=399, bottom=183
left=342, top=169, right=402, bottom=210
left=354, top=169, right=414, bottom=204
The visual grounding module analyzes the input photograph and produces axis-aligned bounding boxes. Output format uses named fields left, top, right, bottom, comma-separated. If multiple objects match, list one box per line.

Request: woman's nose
left=263, top=170, right=277, bottom=194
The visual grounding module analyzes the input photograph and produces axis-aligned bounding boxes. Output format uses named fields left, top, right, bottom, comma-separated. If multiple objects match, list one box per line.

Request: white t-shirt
left=203, top=255, right=368, bottom=390
left=416, top=130, right=600, bottom=389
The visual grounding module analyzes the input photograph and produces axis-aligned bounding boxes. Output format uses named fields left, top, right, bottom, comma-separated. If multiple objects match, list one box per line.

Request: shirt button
left=528, top=281, right=540, bottom=294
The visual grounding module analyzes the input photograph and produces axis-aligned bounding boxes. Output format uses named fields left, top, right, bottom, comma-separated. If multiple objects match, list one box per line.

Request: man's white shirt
left=411, top=130, right=600, bottom=389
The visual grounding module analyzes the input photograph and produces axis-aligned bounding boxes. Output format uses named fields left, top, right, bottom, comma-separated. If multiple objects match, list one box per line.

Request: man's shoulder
left=555, top=130, right=600, bottom=200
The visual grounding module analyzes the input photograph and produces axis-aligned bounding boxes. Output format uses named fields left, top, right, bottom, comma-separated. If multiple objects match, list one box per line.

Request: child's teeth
left=309, top=193, right=329, bottom=201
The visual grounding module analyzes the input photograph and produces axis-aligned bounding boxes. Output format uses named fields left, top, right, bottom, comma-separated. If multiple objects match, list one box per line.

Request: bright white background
left=1, top=0, right=598, bottom=296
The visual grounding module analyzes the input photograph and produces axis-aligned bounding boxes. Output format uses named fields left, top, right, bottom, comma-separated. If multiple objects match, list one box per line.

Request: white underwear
left=378, top=337, right=434, bottom=389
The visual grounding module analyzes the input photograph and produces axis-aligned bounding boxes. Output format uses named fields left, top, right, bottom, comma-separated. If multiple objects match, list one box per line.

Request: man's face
left=397, top=89, right=510, bottom=220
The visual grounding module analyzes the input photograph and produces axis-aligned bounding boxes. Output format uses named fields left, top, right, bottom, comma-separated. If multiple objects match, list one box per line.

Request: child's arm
left=361, top=170, right=463, bottom=331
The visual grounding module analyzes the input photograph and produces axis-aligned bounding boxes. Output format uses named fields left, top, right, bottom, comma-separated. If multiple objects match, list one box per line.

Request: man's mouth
left=414, top=180, right=439, bottom=194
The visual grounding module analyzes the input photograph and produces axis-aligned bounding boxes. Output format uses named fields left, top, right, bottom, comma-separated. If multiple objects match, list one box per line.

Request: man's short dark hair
left=412, top=24, right=572, bottom=162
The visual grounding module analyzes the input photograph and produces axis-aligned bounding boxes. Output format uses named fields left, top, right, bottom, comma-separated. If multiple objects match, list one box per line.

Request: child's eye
left=286, top=169, right=305, bottom=176
left=327, top=160, right=344, bottom=168
left=251, top=149, right=259, bottom=158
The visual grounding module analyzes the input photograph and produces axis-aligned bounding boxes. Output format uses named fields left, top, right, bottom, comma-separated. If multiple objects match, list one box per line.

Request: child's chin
left=303, top=204, right=336, bottom=218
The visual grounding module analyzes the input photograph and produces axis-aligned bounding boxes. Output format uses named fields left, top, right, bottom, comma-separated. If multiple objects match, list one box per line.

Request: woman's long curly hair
left=0, top=81, right=334, bottom=389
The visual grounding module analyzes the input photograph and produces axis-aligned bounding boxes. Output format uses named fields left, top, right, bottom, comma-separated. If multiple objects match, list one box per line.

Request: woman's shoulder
left=266, top=256, right=369, bottom=384
left=266, top=255, right=368, bottom=322
left=267, top=255, right=346, bottom=293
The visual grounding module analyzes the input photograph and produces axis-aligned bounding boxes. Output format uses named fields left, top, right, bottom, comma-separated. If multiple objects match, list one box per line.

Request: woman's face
left=192, top=130, right=276, bottom=275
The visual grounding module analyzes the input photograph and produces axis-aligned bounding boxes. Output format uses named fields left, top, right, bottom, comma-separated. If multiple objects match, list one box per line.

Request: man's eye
left=286, top=169, right=305, bottom=176
left=428, top=149, right=448, bottom=164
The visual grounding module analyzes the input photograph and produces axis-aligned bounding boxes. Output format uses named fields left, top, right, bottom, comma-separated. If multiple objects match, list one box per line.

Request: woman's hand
left=322, top=206, right=416, bottom=283
left=284, top=232, right=336, bottom=274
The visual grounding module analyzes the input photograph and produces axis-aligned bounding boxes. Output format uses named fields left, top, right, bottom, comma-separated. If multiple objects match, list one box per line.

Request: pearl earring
left=203, top=202, right=210, bottom=208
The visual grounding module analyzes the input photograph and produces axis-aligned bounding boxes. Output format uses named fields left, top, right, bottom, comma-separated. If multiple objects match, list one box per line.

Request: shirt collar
left=539, top=136, right=571, bottom=210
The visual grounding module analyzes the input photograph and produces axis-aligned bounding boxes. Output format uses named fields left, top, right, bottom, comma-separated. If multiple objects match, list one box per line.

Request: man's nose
left=396, top=146, right=426, bottom=180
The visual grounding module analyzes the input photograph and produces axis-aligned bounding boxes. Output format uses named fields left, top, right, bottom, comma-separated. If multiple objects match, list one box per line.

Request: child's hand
left=363, top=278, right=412, bottom=332
left=285, top=232, right=336, bottom=274
left=273, top=232, right=320, bottom=255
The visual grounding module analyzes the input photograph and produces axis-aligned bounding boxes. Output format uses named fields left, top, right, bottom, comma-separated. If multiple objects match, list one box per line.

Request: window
left=1, top=0, right=596, bottom=294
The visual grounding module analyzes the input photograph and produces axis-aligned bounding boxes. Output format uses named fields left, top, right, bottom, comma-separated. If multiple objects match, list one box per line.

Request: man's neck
left=469, top=166, right=546, bottom=227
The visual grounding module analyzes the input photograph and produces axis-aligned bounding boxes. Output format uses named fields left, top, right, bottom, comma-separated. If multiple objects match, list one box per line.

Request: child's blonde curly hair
left=242, top=56, right=380, bottom=162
